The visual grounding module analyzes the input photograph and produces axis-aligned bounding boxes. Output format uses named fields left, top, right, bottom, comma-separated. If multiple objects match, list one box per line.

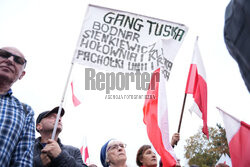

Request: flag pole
left=51, top=57, right=75, bottom=140
left=177, top=93, right=187, bottom=133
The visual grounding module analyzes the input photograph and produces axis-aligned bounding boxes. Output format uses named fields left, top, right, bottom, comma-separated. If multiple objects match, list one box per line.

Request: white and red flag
left=71, top=81, right=81, bottom=107
left=80, top=136, right=89, bottom=164
left=218, top=107, right=250, bottom=167
left=80, top=146, right=89, bottom=164
left=143, top=68, right=176, bottom=167
left=185, top=37, right=208, bottom=139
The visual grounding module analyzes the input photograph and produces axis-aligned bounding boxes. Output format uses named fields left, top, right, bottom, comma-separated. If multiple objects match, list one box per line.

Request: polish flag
left=143, top=68, right=176, bottom=167
left=80, top=137, right=89, bottom=164
left=185, top=37, right=208, bottom=139
left=80, top=146, right=89, bottom=163
left=71, top=81, right=81, bottom=107
left=218, top=107, right=250, bottom=167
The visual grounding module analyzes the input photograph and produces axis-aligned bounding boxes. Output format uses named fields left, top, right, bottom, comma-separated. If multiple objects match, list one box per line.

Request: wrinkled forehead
left=107, top=140, right=124, bottom=147
left=1, top=47, right=25, bottom=58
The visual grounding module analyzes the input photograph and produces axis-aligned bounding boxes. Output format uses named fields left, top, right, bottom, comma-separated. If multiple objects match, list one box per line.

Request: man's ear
left=19, top=71, right=25, bottom=80
left=36, top=123, right=42, bottom=132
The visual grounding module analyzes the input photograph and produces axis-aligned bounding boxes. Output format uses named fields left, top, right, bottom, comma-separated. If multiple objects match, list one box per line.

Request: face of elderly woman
left=106, top=141, right=127, bottom=165
left=141, top=148, right=157, bottom=167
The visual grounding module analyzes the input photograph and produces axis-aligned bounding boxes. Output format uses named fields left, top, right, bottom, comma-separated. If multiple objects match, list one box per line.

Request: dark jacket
left=224, top=0, right=250, bottom=92
left=33, top=137, right=87, bottom=167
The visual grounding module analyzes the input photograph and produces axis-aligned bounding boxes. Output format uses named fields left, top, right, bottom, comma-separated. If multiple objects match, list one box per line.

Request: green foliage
left=184, top=124, right=229, bottom=167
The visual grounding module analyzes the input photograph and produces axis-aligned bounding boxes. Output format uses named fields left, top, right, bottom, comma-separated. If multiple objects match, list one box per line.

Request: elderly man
left=0, top=47, right=35, bottom=166
left=34, top=106, right=87, bottom=167
left=100, top=139, right=128, bottom=167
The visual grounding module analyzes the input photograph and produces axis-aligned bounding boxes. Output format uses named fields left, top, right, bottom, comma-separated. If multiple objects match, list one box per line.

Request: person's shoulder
left=63, top=144, right=80, bottom=151
left=11, top=96, right=34, bottom=115
left=58, top=139, right=81, bottom=153
left=21, top=102, right=35, bottom=115
left=21, top=102, right=33, bottom=110
left=62, top=144, right=82, bottom=156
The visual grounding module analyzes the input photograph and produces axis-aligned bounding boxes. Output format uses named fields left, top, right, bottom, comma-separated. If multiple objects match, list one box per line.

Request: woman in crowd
left=136, top=133, right=181, bottom=167
left=136, top=145, right=157, bottom=167
left=100, top=139, right=128, bottom=167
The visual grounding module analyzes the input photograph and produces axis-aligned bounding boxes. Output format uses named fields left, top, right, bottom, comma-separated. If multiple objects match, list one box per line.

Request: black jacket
left=33, top=137, right=87, bottom=167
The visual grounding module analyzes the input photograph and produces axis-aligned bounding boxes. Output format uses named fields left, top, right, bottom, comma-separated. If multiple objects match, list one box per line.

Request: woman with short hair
left=136, top=145, right=157, bottom=167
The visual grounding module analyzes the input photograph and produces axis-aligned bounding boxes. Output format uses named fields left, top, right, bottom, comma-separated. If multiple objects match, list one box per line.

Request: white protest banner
left=74, top=4, right=188, bottom=80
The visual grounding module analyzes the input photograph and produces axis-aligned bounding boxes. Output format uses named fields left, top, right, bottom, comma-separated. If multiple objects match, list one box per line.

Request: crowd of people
left=100, top=134, right=180, bottom=167
left=0, top=46, right=182, bottom=166
left=1, top=0, right=248, bottom=165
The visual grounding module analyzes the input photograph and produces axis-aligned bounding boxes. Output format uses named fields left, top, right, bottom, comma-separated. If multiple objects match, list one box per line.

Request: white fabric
left=189, top=102, right=202, bottom=118
left=215, top=154, right=232, bottom=167
left=191, top=38, right=206, bottom=80
left=218, top=108, right=241, bottom=143
left=157, top=68, right=176, bottom=159
left=73, top=4, right=188, bottom=75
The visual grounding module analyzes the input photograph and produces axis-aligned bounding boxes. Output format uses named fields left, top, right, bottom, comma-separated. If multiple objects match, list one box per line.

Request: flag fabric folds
left=143, top=68, right=176, bottom=167
left=71, top=81, right=81, bottom=107
left=84, top=146, right=89, bottom=163
left=185, top=37, right=209, bottom=139
left=80, top=136, right=89, bottom=164
left=218, top=108, right=250, bottom=167
left=80, top=146, right=89, bottom=164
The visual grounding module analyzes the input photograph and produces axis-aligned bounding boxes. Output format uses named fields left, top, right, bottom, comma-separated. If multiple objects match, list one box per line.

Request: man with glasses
left=0, top=47, right=35, bottom=166
left=100, top=139, right=128, bottom=167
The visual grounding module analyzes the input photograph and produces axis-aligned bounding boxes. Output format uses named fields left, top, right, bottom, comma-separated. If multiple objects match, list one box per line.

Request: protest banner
left=74, top=4, right=188, bottom=80
left=52, top=4, right=188, bottom=139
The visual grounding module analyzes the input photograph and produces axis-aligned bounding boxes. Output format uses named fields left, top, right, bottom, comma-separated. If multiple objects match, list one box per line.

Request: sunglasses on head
left=0, top=49, right=27, bottom=65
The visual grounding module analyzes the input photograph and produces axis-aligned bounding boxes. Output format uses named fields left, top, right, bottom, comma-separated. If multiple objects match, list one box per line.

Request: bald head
left=1, top=47, right=25, bottom=59
left=0, top=46, right=26, bottom=93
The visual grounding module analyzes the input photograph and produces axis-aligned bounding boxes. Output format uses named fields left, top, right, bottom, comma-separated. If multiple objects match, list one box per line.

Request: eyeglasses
left=0, top=49, right=27, bottom=65
left=107, top=143, right=126, bottom=151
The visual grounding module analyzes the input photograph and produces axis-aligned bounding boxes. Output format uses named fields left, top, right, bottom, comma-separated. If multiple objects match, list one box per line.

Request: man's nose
left=5, top=56, right=15, bottom=65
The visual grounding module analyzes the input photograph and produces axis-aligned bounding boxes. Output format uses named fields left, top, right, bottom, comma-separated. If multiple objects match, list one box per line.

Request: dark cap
left=36, top=106, right=65, bottom=131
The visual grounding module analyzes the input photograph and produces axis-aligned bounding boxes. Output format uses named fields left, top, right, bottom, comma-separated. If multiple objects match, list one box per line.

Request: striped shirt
left=0, top=89, right=35, bottom=166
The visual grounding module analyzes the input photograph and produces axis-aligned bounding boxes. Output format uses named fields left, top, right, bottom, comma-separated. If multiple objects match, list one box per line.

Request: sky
left=0, top=0, right=249, bottom=166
